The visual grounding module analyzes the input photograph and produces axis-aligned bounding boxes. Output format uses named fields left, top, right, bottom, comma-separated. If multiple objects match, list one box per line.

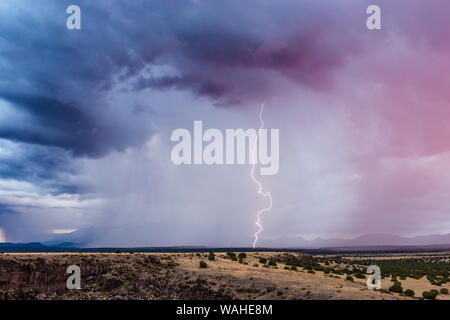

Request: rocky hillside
left=0, top=251, right=412, bottom=300
left=0, top=253, right=231, bottom=300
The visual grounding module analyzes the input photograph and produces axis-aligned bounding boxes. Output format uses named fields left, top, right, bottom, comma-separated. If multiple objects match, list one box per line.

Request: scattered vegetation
left=226, top=252, right=238, bottom=261
left=208, top=252, right=215, bottom=261
left=404, top=289, right=415, bottom=297
left=238, top=253, right=247, bottom=259
left=389, top=281, right=403, bottom=293
left=199, top=261, right=208, bottom=269
left=332, top=257, right=449, bottom=286
left=238, top=252, right=247, bottom=263
left=422, top=291, right=438, bottom=300
left=314, top=255, right=449, bottom=289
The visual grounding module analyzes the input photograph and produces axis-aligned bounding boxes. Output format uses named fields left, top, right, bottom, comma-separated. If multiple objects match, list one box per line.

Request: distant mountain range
left=1, top=233, right=449, bottom=253
left=258, top=233, right=450, bottom=249
left=0, top=242, right=74, bottom=252
left=0, top=242, right=47, bottom=248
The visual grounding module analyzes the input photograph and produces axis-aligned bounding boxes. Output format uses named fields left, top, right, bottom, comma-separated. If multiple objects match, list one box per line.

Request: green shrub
left=346, top=276, right=354, bottom=282
left=389, top=282, right=403, bottom=293
left=227, top=252, right=237, bottom=261
left=284, top=266, right=290, bottom=270
left=237, top=253, right=247, bottom=260
left=440, top=288, right=449, bottom=294
left=290, top=266, right=297, bottom=271
left=259, top=258, right=267, bottom=264
left=253, top=263, right=259, bottom=267
left=422, top=291, right=438, bottom=300
left=404, top=289, right=415, bottom=297
left=268, top=260, right=277, bottom=267
left=199, top=261, right=208, bottom=269
left=208, top=252, right=215, bottom=261
left=308, top=270, right=315, bottom=274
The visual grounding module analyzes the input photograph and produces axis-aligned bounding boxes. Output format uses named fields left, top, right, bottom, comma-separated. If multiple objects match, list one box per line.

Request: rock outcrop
left=0, top=255, right=105, bottom=299
left=0, top=254, right=232, bottom=300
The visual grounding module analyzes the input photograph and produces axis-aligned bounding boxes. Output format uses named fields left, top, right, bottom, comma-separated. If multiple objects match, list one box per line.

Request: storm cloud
left=1, top=0, right=450, bottom=245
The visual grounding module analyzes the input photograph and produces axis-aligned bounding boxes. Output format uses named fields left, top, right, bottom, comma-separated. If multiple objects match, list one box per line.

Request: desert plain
left=0, top=251, right=448, bottom=300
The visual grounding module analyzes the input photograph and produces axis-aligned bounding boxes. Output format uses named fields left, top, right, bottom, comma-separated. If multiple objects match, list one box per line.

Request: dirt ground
left=2, top=251, right=448, bottom=300
left=164, top=252, right=407, bottom=300
left=334, top=253, right=450, bottom=300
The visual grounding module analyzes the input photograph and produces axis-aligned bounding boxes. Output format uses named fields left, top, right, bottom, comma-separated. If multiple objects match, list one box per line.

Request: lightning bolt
left=251, top=104, right=273, bottom=249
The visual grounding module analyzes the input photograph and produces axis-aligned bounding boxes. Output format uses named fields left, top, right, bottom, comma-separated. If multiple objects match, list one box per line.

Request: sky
left=0, top=0, right=450, bottom=247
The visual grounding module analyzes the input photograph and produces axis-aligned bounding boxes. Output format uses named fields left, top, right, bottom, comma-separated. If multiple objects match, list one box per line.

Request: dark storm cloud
left=0, top=203, right=16, bottom=215
left=0, top=0, right=367, bottom=158
left=0, top=92, right=150, bottom=158
left=6, top=0, right=445, bottom=164
left=133, top=31, right=347, bottom=102
left=0, top=0, right=375, bottom=208
left=172, top=29, right=351, bottom=87
left=0, top=93, right=102, bottom=156
left=132, top=4, right=366, bottom=100
left=0, top=2, right=156, bottom=164
left=0, top=139, right=80, bottom=194
left=135, top=75, right=233, bottom=100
